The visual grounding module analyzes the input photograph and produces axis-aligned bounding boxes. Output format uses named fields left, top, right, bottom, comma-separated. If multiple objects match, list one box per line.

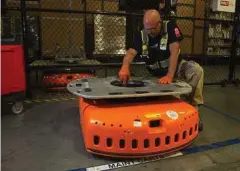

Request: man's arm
left=119, top=48, right=138, bottom=85
left=121, top=31, right=141, bottom=67
left=122, top=48, right=138, bottom=67
left=119, top=32, right=141, bottom=85
left=168, top=42, right=180, bottom=78
left=158, top=20, right=183, bottom=84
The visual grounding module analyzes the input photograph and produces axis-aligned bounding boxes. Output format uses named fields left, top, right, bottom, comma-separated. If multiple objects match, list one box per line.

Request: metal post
left=125, top=8, right=134, bottom=50
left=228, top=3, right=238, bottom=83
left=1, top=0, right=7, bottom=15
left=192, top=0, right=196, bottom=55
left=36, top=16, right=43, bottom=59
left=101, top=0, right=104, bottom=11
left=164, top=0, right=171, bottom=20
left=20, top=0, right=31, bottom=98
left=83, top=0, right=88, bottom=57
left=203, top=0, right=208, bottom=65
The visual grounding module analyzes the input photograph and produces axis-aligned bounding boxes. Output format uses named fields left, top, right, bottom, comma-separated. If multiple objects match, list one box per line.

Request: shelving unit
left=204, top=1, right=235, bottom=58
left=234, top=0, right=240, bottom=85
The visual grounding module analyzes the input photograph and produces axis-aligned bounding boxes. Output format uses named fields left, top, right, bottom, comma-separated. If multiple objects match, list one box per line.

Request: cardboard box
left=211, top=0, right=236, bottom=13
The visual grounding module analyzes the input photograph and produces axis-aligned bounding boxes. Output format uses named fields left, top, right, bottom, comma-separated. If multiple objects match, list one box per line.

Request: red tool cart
left=1, top=45, right=26, bottom=114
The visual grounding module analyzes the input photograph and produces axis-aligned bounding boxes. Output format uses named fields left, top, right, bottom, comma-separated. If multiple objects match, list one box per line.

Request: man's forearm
left=168, top=53, right=179, bottom=78
left=122, top=48, right=137, bottom=67
left=168, top=42, right=180, bottom=78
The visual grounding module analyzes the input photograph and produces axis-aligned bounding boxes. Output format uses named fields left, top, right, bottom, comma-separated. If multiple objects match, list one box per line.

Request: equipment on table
left=67, top=77, right=200, bottom=158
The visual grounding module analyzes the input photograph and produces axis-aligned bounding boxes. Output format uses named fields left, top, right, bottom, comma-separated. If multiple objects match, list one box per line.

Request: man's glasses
left=145, top=20, right=161, bottom=31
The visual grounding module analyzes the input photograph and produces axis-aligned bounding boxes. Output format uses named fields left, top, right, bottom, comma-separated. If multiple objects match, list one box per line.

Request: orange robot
left=67, top=77, right=199, bottom=158
left=42, top=73, right=95, bottom=90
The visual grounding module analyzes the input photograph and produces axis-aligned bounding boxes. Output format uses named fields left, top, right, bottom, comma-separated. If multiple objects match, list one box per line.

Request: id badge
left=160, top=38, right=167, bottom=50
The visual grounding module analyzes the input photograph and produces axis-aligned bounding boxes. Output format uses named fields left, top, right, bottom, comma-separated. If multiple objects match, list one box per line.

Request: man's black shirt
left=131, top=20, right=184, bottom=65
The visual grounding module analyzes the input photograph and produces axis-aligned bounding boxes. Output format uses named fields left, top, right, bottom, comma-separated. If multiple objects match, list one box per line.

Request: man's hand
left=158, top=74, right=173, bottom=84
left=118, top=48, right=137, bottom=85
left=118, top=65, right=130, bottom=85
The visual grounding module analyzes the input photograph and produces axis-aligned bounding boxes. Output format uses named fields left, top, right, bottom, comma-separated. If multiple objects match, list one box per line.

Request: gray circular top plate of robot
left=67, top=77, right=192, bottom=99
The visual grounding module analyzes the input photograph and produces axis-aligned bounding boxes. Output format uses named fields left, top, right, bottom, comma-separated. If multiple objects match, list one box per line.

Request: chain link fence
left=174, top=0, right=234, bottom=85
left=41, top=13, right=85, bottom=60
left=2, top=0, right=240, bottom=97
left=2, top=0, right=41, bottom=62
left=93, top=14, right=126, bottom=56
left=175, top=0, right=205, bottom=55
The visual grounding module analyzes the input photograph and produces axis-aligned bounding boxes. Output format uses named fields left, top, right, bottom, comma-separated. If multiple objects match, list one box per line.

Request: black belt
left=146, top=59, right=169, bottom=70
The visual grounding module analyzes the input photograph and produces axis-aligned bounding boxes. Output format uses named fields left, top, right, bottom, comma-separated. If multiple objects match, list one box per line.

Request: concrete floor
left=1, top=85, right=240, bottom=171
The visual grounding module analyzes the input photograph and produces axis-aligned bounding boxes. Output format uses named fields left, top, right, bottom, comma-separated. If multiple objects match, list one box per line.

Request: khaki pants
left=175, top=60, right=204, bottom=106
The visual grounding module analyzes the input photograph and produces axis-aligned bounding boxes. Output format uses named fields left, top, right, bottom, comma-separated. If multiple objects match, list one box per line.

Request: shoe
left=194, top=105, right=203, bottom=132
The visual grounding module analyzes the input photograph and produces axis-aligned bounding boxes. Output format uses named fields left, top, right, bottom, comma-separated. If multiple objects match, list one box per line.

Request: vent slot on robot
left=94, top=135, right=100, bottom=145
left=195, top=124, right=198, bottom=131
left=119, top=139, right=125, bottom=148
left=144, top=139, right=150, bottom=148
left=155, top=138, right=160, bottom=147
left=182, top=131, right=187, bottom=139
left=165, top=136, right=171, bottom=145
left=174, top=133, right=179, bottom=142
left=189, top=127, right=193, bottom=135
left=149, top=120, right=161, bottom=128
left=107, top=138, right=113, bottom=147
left=132, top=139, right=138, bottom=149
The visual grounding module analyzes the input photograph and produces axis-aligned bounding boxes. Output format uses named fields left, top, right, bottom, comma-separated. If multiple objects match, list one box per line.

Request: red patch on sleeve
left=174, top=28, right=180, bottom=37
